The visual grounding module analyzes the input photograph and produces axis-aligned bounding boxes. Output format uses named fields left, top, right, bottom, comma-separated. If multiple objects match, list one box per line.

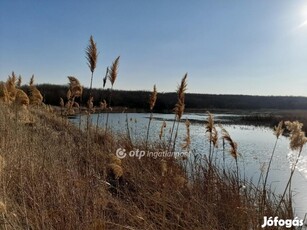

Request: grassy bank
left=0, top=102, right=298, bottom=229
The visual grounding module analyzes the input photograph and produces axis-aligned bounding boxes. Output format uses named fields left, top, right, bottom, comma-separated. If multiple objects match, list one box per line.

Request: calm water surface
left=72, top=112, right=307, bottom=218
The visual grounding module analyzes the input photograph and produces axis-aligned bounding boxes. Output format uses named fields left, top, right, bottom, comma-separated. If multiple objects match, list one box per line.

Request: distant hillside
left=27, top=84, right=307, bottom=111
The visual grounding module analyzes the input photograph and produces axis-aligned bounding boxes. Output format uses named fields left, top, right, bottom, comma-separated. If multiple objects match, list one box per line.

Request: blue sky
left=1, top=0, right=307, bottom=96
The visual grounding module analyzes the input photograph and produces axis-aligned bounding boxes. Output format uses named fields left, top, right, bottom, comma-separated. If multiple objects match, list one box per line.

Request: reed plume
left=221, top=127, right=238, bottom=160
left=262, top=121, right=284, bottom=212
left=169, top=74, right=188, bottom=152
left=221, top=126, right=239, bottom=184
left=17, top=75, right=22, bottom=88
left=29, top=75, right=43, bottom=105
left=103, top=67, right=109, bottom=88
left=6, top=73, right=17, bottom=103
left=274, top=120, right=284, bottom=139
left=211, top=126, right=218, bottom=148
left=86, top=35, right=98, bottom=97
left=276, top=121, right=307, bottom=213
left=96, top=68, right=109, bottom=133
left=15, top=89, right=30, bottom=106
left=108, top=56, right=120, bottom=87
left=285, top=121, right=307, bottom=151
left=182, top=119, right=191, bottom=150
left=0, top=82, right=9, bottom=103
left=205, top=112, right=215, bottom=159
left=105, top=56, right=120, bottom=133
left=146, top=84, right=157, bottom=149
left=68, top=76, right=83, bottom=98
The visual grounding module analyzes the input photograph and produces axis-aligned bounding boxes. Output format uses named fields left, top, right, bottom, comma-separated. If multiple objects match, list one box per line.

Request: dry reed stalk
left=275, top=121, right=307, bottom=214
left=86, top=35, right=98, bottom=97
left=96, top=69, right=109, bottom=134
left=182, top=119, right=191, bottom=151
left=145, top=84, right=157, bottom=149
left=65, top=76, right=83, bottom=116
left=205, top=112, right=215, bottom=161
left=169, top=74, right=187, bottom=152
left=15, top=89, right=30, bottom=106
left=68, top=76, right=83, bottom=98
left=29, top=75, right=43, bottom=105
left=0, top=82, right=9, bottom=103
left=103, top=67, right=109, bottom=88
left=105, top=56, right=120, bottom=133
left=96, top=99, right=107, bottom=133
left=108, top=56, right=120, bottom=87
left=221, top=126, right=240, bottom=184
left=262, top=121, right=283, bottom=211
left=6, top=73, right=17, bottom=103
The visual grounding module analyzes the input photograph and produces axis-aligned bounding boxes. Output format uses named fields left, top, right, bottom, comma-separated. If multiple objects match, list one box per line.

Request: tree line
left=23, top=84, right=307, bottom=112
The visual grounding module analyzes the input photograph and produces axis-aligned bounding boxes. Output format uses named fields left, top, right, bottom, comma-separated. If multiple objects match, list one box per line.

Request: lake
left=71, top=112, right=307, bottom=219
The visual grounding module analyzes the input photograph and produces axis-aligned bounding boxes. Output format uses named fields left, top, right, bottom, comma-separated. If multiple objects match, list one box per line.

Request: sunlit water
left=71, top=112, right=307, bottom=218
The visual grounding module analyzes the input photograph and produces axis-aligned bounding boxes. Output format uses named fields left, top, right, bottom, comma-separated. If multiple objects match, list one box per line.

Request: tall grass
left=145, top=84, right=157, bottom=149
left=105, top=56, right=120, bottom=133
left=0, top=37, right=303, bottom=229
left=0, top=77, right=298, bottom=229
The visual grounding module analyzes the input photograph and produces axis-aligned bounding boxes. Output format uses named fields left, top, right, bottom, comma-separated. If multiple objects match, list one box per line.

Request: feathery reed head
left=205, top=112, right=214, bottom=134
left=177, top=73, right=187, bottom=102
left=174, top=99, right=185, bottom=120
left=6, top=74, right=17, bottom=102
left=103, top=67, right=109, bottom=88
left=17, top=75, right=22, bottom=88
left=211, top=126, right=218, bottom=147
left=11, top=71, right=17, bottom=84
left=86, top=35, right=98, bottom=73
left=0, top=82, right=9, bottom=103
left=67, top=76, right=83, bottom=98
left=174, top=74, right=187, bottom=119
left=149, top=84, right=157, bottom=111
left=29, top=75, right=43, bottom=105
left=182, top=119, right=191, bottom=150
left=108, top=56, right=120, bottom=87
left=285, top=121, right=307, bottom=151
left=15, top=89, right=30, bottom=106
left=221, top=127, right=238, bottom=160
left=29, top=75, right=34, bottom=86
left=274, top=121, right=284, bottom=139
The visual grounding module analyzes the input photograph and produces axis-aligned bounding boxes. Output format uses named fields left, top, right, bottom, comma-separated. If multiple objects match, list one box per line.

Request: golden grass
left=86, top=35, right=98, bottom=74
left=0, top=102, right=296, bottom=229
left=29, top=75, right=43, bottom=105
left=0, top=36, right=299, bottom=229
left=108, top=56, right=120, bottom=87
left=149, top=84, right=157, bottom=111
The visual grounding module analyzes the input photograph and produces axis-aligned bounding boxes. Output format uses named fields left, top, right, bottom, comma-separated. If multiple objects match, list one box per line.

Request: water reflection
left=71, top=112, right=307, bottom=218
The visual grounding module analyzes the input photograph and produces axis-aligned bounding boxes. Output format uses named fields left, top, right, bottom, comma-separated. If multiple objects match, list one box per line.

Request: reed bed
left=0, top=81, right=300, bottom=230
left=0, top=37, right=304, bottom=229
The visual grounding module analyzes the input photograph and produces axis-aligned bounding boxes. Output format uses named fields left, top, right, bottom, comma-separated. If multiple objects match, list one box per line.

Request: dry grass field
left=0, top=76, right=302, bottom=230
